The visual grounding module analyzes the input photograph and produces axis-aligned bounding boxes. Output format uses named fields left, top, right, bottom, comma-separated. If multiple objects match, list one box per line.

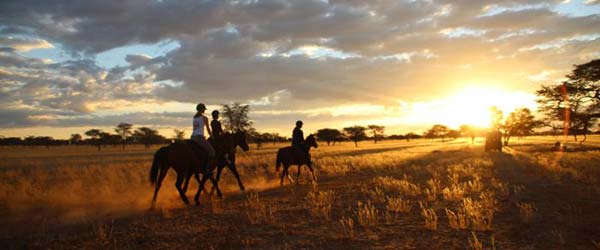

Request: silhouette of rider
left=210, top=110, right=228, bottom=166
left=211, top=110, right=224, bottom=138
left=191, top=103, right=216, bottom=164
left=292, top=120, right=311, bottom=163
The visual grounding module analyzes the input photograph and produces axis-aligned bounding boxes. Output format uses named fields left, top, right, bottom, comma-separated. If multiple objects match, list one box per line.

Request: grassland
left=1, top=136, right=600, bottom=249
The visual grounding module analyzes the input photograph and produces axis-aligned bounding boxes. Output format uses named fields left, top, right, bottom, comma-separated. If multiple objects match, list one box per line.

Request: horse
left=275, top=134, right=318, bottom=186
left=209, top=130, right=250, bottom=192
left=149, top=141, right=223, bottom=208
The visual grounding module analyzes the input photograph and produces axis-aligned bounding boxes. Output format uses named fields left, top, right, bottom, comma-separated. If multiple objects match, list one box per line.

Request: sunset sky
left=1, top=0, right=599, bottom=138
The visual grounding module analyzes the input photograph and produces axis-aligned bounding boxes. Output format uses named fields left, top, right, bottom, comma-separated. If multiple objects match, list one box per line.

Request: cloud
left=0, top=0, right=599, bottom=134
left=0, top=37, right=54, bottom=52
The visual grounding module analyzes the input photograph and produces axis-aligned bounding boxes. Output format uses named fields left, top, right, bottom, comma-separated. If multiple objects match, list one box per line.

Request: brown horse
left=149, top=141, right=222, bottom=208
left=210, top=130, right=250, bottom=192
left=275, top=134, right=318, bottom=186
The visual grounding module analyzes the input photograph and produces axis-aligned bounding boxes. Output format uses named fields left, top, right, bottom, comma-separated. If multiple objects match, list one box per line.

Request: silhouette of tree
left=447, top=129, right=460, bottom=139
left=134, top=127, right=165, bottom=149
left=69, top=133, right=82, bottom=145
left=173, top=129, right=186, bottom=142
left=536, top=59, right=600, bottom=143
left=222, top=103, right=253, bottom=132
left=502, top=108, right=540, bottom=146
left=343, top=126, right=367, bottom=147
left=115, top=122, right=133, bottom=150
left=405, top=132, right=419, bottom=142
left=316, top=128, right=342, bottom=145
left=0, top=136, right=22, bottom=146
left=85, top=129, right=104, bottom=151
left=367, top=125, right=385, bottom=143
left=424, top=124, right=449, bottom=142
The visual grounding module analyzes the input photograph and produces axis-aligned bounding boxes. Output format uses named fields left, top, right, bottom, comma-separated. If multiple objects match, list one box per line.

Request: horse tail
left=150, top=146, right=167, bottom=185
left=276, top=149, right=283, bottom=172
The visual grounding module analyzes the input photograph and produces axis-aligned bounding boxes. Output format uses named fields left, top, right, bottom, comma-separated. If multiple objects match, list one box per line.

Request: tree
left=134, top=127, right=165, bottom=149
left=343, top=126, right=367, bottom=147
left=316, top=128, right=342, bottom=146
left=447, top=129, right=461, bottom=139
left=536, top=59, right=600, bottom=143
left=173, top=129, right=186, bottom=142
left=222, top=103, right=253, bottom=132
left=85, top=129, right=104, bottom=151
left=405, top=132, right=419, bottom=142
left=367, top=125, right=385, bottom=143
left=69, top=133, right=82, bottom=145
left=115, top=122, right=133, bottom=150
left=502, top=108, right=540, bottom=146
left=424, top=124, right=449, bottom=142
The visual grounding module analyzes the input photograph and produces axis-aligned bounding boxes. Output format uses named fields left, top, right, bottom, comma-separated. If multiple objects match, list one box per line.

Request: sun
left=432, top=86, right=538, bottom=129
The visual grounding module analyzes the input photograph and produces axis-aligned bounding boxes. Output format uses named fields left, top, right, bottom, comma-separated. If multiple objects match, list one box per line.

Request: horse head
left=305, top=134, right=318, bottom=149
left=234, top=130, right=250, bottom=152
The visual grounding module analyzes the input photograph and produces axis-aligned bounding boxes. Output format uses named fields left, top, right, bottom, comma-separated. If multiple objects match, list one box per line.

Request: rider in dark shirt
left=210, top=110, right=228, bottom=165
left=211, top=110, right=224, bottom=138
left=292, top=120, right=311, bottom=162
left=292, top=120, right=304, bottom=146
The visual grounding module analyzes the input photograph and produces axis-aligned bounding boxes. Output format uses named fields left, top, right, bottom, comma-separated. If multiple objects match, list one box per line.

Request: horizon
left=1, top=0, right=599, bottom=139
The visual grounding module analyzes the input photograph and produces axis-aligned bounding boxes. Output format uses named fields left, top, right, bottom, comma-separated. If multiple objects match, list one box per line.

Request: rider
left=292, top=120, right=311, bottom=162
left=211, top=110, right=224, bottom=138
left=210, top=109, right=228, bottom=165
left=191, top=103, right=216, bottom=164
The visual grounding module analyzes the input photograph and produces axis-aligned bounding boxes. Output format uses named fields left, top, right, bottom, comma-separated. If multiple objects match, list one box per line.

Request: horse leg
left=175, top=173, right=190, bottom=205
left=182, top=173, right=192, bottom=193
left=210, top=165, right=225, bottom=195
left=151, top=167, right=169, bottom=209
left=194, top=173, right=209, bottom=205
left=208, top=174, right=223, bottom=199
left=280, top=165, right=288, bottom=186
left=296, top=164, right=302, bottom=185
left=307, top=164, right=317, bottom=184
left=228, top=163, right=245, bottom=191
left=286, top=165, right=294, bottom=183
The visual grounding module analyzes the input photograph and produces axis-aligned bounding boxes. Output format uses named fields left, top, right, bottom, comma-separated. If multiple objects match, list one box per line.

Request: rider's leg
left=196, top=137, right=216, bottom=171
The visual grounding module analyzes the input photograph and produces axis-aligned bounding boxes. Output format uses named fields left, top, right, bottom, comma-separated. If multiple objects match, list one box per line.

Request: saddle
left=186, top=140, right=208, bottom=163
left=186, top=140, right=228, bottom=166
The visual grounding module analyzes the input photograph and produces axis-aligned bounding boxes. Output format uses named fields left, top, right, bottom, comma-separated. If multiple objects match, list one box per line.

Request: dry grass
left=244, top=192, right=276, bottom=224
left=419, top=202, right=438, bottom=230
left=1, top=136, right=600, bottom=249
left=305, top=190, right=336, bottom=220
left=373, top=175, right=421, bottom=197
left=468, top=232, right=483, bottom=250
left=339, top=216, right=355, bottom=238
left=517, top=202, right=536, bottom=224
left=446, top=207, right=469, bottom=230
left=386, top=197, right=412, bottom=213
left=361, top=186, right=387, bottom=203
left=424, top=177, right=441, bottom=201
left=355, top=201, right=379, bottom=229
left=442, top=184, right=466, bottom=202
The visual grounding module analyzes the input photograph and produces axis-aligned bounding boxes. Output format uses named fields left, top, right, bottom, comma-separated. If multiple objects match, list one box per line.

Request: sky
left=0, top=0, right=599, bottom=139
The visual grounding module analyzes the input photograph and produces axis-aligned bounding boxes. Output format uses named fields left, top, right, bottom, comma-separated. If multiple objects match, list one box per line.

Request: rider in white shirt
left=191, top=103, right=216, bottom=160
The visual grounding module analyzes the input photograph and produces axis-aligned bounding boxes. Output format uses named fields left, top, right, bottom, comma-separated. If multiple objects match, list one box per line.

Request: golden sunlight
left=440, top=86, right=538, bottom=128
left=401, top=86, right=538, bottom=129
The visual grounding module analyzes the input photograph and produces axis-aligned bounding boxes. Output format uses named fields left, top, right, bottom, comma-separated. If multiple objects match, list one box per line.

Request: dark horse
left=149, top=141, right=223, bottom=208
left=275, top=134, right=318, bottom=186
left=209, top=130, right=250, bottom=192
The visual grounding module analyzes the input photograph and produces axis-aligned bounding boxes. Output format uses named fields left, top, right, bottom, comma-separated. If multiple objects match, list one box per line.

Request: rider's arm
left=204, top=116, right=212, bottom=137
